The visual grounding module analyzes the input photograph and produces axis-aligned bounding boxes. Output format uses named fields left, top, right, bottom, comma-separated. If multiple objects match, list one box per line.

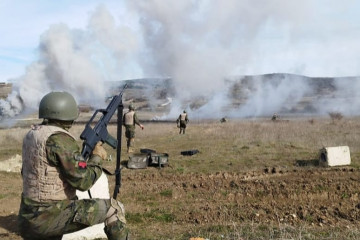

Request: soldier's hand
left=140, top=124, right=144, bottom=130
left=92, top=142, right=107, bottom=160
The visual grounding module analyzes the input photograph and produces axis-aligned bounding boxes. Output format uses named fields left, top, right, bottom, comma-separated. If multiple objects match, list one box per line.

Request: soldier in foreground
left=177, top=110, right=189, bottom=134
left=18, top=92, right=129, bottom=240
left=123, top=103, right=144, bottom=153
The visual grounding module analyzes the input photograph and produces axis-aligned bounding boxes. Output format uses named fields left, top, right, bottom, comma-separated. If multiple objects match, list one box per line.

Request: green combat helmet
left=39, top=91, right=79, bottom=121
left=129, top=103, right=135, bottom=110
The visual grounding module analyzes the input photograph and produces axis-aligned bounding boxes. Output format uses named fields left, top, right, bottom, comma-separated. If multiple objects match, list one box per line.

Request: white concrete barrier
left=62, top=172, right=110, bottom=240
left=319, top=146, right=351, bottom=167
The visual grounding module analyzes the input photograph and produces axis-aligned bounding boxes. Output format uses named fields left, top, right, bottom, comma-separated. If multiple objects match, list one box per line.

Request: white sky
left=1, top=0, right=360, bottom=82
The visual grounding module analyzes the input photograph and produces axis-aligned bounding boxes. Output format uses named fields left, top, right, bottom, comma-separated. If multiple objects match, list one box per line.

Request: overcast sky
left=1, top=0, right=360, bottom=83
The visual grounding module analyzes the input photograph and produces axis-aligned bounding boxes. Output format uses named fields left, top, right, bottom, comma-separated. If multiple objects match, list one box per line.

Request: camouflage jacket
left=21, top=124, right=103, bottom=207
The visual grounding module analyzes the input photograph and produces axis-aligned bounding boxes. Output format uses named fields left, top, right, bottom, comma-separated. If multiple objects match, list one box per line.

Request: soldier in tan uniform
left=177, top=110, right=189, bottom=134
left=18, top=91, right=129, bottom=240
left=123, top=103, right=144, bottom=153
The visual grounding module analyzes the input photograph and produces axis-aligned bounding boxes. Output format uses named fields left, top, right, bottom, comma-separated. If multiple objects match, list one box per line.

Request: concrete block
left=62, top=172, right=109, bottom=240
left=319, top=146, right=351, bottom=167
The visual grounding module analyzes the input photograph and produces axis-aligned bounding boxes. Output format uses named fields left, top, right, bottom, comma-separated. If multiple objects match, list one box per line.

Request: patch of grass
left=205, top=224, right=231, bottom=233
left=127, top=209, right=175, bottom=224
left=154, top=212, right=175, bottom=222
left=315, top=185, right=328, bottom=192
left=135, top=193, right=157, bottom=202
left=341, top=193, right=350, bottom=199
left=305, top=215, right=315, bottom=223
left=143, top=209, right=175, bottom=223
left=159, top=189, right=172, bottom=198
left=126, top=212, right=144, bottom=224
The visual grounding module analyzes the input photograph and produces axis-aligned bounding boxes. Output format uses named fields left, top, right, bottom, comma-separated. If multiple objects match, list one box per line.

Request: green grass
left=159, top=189, right=172, bottom=197
left=127, top=209, right=175, bottom=224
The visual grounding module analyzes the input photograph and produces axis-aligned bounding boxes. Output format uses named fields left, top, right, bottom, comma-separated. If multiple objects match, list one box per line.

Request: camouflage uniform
left=177, top=111, right=189, bottom=134
left=123, top=106, right=143, bottom=153
left=272, top=113, right=278, bottom=121
left=18, top=121, right=129, bottom=240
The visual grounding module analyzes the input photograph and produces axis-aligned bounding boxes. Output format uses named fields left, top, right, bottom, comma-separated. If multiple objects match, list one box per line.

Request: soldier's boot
left=104, top=199, right=129, bottom=240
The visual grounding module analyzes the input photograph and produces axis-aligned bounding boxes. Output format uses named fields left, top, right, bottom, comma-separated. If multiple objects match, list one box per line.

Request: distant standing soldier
left=123, top=103, right=144, bottom=153
left=18, top=91, right=129, bottom=240
left=272, top=113, right=278, bottom=121
left=177, top=110, right=189, bottom=134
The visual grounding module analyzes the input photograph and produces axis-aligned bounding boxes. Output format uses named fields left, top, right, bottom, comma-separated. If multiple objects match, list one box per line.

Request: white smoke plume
left=2, top=1, right=360, bottom=122
left=314, top=77, right=360, bottom=116
left=1, top=5, right=139, bottom=122
left=126, top=0, right=360, bottom=119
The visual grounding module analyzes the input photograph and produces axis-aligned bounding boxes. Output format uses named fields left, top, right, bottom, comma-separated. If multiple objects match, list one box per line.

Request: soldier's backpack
left=181, top=149, right=199, bottom=156
left=127, top=154, right=149, bottom=169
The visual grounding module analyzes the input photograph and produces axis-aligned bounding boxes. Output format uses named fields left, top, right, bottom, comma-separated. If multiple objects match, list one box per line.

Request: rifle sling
left=102, top=167, right=119, bottom=176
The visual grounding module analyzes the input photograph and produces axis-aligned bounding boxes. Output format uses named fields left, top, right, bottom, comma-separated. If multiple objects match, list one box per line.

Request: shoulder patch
left=78, top=161, right=87, bottom=169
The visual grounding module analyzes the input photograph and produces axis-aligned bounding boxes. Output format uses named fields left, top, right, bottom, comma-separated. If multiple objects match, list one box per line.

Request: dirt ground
left=1, top=166, right=360, bottom=239
left=1, top=114, right=360, bottom=239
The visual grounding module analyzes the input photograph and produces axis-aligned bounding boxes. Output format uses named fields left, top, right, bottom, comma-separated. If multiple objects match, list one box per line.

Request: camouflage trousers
left=179, top=121, right=187, bottom=134
left=124, top=126, right=135, bottom=139
left=18, top=197, right=129, bottom=240
left=125, top=126, right=136, bottom=152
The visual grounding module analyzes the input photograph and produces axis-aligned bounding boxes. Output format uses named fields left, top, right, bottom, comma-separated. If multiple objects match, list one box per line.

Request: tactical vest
left=22, top=125, right=77, bottom=202
left=180, top=113, right=187, bottom=121
left=124, top=111, right=135, bottom=125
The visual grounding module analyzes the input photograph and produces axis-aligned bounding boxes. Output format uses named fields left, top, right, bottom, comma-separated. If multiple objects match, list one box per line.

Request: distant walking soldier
left=177, top=110, right=189, bottom=134
left=18, top=91, right=129, bottom=240
left=272, top=113, right=278, bottom=121
left=123, top=103, right=144, bottom=153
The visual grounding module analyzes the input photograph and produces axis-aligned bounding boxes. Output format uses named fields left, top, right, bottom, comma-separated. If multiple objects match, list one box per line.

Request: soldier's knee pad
left=104, top=220, right=129, bottom=240
left=105, top=198, right=127, bottom=226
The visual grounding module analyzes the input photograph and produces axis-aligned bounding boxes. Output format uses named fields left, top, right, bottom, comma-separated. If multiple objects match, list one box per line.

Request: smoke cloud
left=126, top=0, right=360, bottom=119
left=1, top=5, right=139, bottom=121
left=1, top=1, right=360, bottom=122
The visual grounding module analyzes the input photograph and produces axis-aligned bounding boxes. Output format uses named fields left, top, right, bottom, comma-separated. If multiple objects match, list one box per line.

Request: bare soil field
left=1, top=115, right=360, bottom=239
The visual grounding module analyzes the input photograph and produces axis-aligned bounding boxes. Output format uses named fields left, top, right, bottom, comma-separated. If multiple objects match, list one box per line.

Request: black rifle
left=80, top=84, right=127, bottom=199
left=113, top=93, right=124, bottom=199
